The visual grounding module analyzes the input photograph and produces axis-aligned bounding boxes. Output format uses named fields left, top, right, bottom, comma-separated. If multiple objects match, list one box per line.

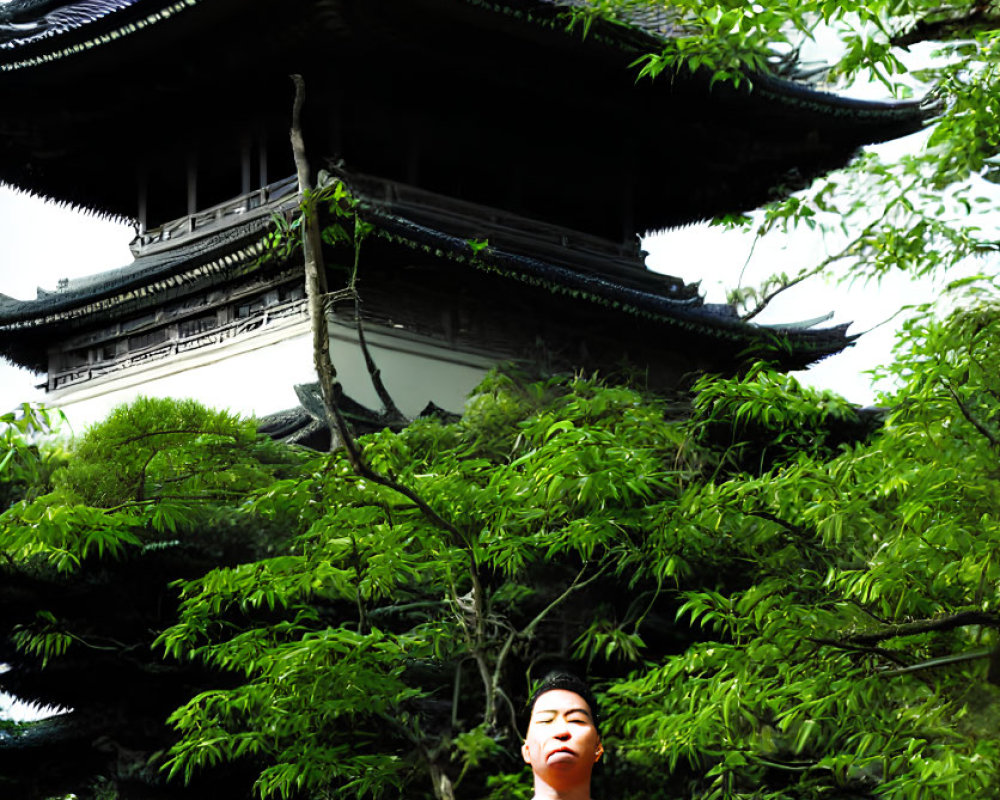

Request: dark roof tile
left=0, top=0, right=141, bottom=50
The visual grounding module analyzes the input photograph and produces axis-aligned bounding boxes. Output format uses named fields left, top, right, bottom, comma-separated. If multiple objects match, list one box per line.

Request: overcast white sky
left=0, top=189, right=133, bottom=414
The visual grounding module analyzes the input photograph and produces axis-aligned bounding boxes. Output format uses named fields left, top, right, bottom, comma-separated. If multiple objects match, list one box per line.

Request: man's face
left=522, top=689, right=603, bottom=790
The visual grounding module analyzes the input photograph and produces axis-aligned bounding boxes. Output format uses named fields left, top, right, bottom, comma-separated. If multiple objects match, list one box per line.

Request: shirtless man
left=522, top=673, right=604, bottom=800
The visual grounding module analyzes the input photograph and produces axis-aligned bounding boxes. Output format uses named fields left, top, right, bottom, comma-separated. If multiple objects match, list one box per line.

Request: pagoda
left=0, top=0, right=937, bottom=795
left=0, top=0, right=932, bottom=428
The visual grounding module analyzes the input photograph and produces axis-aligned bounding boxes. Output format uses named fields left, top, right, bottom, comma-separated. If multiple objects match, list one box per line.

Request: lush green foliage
left=6, top=3, right=1000, bottom=799
left=608, top=309, right=1000, bottom=799
left=0, top=398, right=306, bottom=799
left=3, top=397, right=299, bottom=579
left=0, top=403, right=66, bottom=510
left=7, top=329, right=1000, bottom=798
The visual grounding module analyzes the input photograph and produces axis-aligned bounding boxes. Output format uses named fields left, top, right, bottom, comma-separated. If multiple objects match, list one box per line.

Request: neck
left=532, top=777, right=591, bottom=800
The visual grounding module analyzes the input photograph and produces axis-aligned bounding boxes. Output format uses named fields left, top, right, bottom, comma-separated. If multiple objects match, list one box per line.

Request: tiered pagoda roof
left=0, top=168, right=855, bottom=380
left=0, top=6, right=936, bottom=790
left=0, top=0, right=931, bottom=228
left=0, top=0, right=934, bottom=375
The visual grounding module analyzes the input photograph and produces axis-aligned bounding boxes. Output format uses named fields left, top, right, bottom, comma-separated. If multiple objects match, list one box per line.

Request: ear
left=522, top=741, right=531, bottom=764
left=594, top=742, right=604, bottom=762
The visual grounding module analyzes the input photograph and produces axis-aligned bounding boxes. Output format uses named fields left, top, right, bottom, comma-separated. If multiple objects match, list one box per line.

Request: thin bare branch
left=879, top=648, right=993, bottom=677
left=741, top=181, right=919, bottom=322
left=349, top=235, right=408, bottom=425
left=740, top=260, right=829, bottom=322
left=942, top=379, right=1000, bottom=449
left=522, top=563, right=609, bottom=642
left=807, top=636, right=910, bottom=667
left=891, top=6, right=998, bottom=48
left=290, top=74, right=466, bottom=545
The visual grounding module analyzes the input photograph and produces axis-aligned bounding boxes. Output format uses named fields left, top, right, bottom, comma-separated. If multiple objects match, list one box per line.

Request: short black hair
left=526, top=671, right=600, bottom=734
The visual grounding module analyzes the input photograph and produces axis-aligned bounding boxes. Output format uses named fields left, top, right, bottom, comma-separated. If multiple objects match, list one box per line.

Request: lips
left=546, top=746, right=578, bottom=762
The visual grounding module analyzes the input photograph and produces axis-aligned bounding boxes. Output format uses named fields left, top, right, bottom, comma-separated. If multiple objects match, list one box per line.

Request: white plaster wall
left=47, top=316, right=498, bottom=431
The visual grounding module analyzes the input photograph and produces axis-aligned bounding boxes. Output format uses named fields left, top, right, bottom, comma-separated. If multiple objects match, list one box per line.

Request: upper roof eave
left=0, top=0, right=935, bottom=230
left=0, top=215, right=272, bottom=327
left=0, top=0, right=935, bottom=127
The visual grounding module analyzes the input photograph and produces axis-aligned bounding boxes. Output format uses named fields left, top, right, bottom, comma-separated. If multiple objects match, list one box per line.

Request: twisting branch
left=289, top=75, right=466, bottom=546
left=740, top=180, right=920, bottom=322
left=347, top=228, right=408, bottom=426
left=485, top=563, right=608, bottom=730
left=290, top=75, right=342, bottom=451
left=740, top=259, right=831, bottom=322
left=293, top=80, right=475, bottom=799
left=841, top=609, right=1000, bottom=646
left=942, top=379, right=1000, bottom=449
left=523, top=563, right=609, bottom=642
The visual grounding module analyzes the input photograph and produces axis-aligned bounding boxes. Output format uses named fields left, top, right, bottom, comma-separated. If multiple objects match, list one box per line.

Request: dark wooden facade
left=0, top=0, right=932, bottom=386
left=0, top=0, right=930, bottom=236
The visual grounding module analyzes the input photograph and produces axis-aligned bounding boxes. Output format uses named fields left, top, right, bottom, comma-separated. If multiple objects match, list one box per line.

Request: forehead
left=531, top=689, right=592, bottom=717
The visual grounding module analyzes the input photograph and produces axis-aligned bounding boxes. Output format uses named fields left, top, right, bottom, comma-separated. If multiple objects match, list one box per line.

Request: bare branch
left=476, top=564, right=609, bottom=731
left=741, top=180, right=920, bottom=322
left=289, top=74, right=466, bottom=546
left=521, top=563, right=609, bottom=642
left=807, top=636, right=910, bottom=667
left=290, top=74, right=344, bottom=454
left=891, top=6, right=998, bottom=48
left=740, top=260, right=830, bottom=322
left=841, top=609, right=1000, bottom=645
left=942, top=379, right=1000, bottom=449
left=348, top=236, right=408, bottom=426
left=878, top=648, right=993, bottom=677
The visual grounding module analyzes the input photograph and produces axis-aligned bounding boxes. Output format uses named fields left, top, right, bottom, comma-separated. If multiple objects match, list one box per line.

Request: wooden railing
left=332, top=169, right=693, bottom=297
left=50, top=298, right=307, bottom=391
left=132, top=175, right=299, bottom=255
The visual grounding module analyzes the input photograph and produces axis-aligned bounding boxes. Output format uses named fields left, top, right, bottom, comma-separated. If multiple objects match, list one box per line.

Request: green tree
left=145, top=333, right=1000, bottom=799
left=6, top=3, right=1000, bottom=799
left=2, top=351, right=1000, bottom=798
left=0, top=397, right=305, bottom=799
left=0, top=403, right=65, bottom=510
left=146, top=1, right=1000, bottom=795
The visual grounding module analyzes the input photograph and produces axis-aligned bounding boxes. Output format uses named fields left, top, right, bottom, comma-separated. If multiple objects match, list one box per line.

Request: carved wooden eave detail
left=1, top=167, right=856, bottom=387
